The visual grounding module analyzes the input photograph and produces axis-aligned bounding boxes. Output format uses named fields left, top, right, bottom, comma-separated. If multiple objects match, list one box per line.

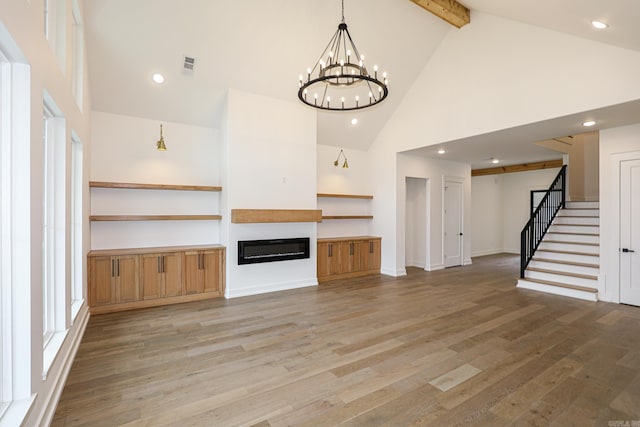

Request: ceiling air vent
left=183, top=56, right=196, bottom=71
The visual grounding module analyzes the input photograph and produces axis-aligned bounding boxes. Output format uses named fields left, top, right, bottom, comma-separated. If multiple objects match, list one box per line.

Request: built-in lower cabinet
left=88, top=245, right=225, bottom=314
left=184, top=248, right=225, bottom=296
left=317, top=236, right=381, bottom=283
left=89, top=254, right=140, bottom=306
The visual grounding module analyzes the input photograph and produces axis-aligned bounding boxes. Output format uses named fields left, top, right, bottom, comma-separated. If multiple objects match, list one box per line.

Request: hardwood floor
left=53, top=254, right=640, bottom=426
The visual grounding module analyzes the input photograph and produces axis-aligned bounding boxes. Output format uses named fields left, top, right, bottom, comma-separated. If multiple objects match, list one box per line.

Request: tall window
left=42, top=94, right=66, bottom=374
left=42, top=105, right=55, bottom=346
left=0, top=47, right=8, bottom=412
left=1, top=31, right=33, bottom=419
left=71, top=0, right=83, bottom=109
left=70, top=134, right=83, bottom=319
left=44, top=0, right=66, bottom=73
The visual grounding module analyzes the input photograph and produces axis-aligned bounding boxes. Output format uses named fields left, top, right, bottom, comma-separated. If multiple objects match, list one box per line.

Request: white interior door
left=620, top=159, right=640, bottom=306
left=444, top=180, right=463, bottom=268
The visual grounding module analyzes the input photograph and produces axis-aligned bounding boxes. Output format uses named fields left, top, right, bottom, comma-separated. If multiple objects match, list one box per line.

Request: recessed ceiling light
left=582, top=120, right=597, bottom=127
left=152, top=73, right=165, bottom=84
left=492, top=158, right=500, bottom=164
left=591, top=20, right=608, bottom=30
left=351, top=118, right=358, bottom=125
left=437, top=148, right=446, bottom=154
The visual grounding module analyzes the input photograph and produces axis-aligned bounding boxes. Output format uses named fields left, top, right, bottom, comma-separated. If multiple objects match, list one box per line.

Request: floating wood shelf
left=90, top=215, right=222, bottom=222
left=317, top=193, right=373, bottom=199
left=231, top=209, right=322, bottom=224
left=322, top=215, right=374, bottom=220
left=90, top=181, right=222, bottom=192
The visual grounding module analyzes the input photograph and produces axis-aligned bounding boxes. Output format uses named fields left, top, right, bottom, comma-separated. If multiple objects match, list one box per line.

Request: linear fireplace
left=238, top=237, right=310, bottom=265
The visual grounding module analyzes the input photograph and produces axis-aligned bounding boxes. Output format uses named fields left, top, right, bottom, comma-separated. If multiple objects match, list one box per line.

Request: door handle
left=459, top=233, right=463, bottom=236
left=622, top=248, right=636, bottom=253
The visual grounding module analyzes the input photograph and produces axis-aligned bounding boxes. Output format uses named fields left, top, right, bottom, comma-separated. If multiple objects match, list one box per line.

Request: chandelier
left=298, top=0, right=389, bottom=111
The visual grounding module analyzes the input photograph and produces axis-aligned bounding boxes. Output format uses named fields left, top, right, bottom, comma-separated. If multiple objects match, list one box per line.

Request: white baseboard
left=381, top=268, right=407, bottom=277
left=405, top=261, right=426, bottom=269
left=471, top=249, right=503, bottom=257
left=426, top=264, right=445, bottom=271
left=30, top=304, right=90, bottom=427
left=227, top=278, right=318, bottom=299
left=463, top=258, right=473, bottom=266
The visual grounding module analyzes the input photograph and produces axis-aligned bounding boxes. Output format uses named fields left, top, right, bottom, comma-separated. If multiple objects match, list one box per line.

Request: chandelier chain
left=341, top=0, right=345, bottom=22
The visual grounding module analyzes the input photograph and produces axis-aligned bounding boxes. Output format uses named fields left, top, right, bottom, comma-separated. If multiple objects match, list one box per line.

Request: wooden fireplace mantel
left=231, top=209, right=322, bottom=224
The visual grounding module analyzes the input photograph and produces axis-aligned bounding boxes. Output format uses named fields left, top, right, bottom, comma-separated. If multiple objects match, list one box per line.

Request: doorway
left=444, top=178, right=463, bottom=268
left=405, top=177, right=428, bottom=269
left=620, top=158, right=640, bottom=306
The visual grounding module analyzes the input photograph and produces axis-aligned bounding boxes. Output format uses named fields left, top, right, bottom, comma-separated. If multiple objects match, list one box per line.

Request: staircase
left=517, top=201, right=599, bottom=301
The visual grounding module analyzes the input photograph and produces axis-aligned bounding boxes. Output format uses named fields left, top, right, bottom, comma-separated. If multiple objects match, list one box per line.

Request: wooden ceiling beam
left=471, top=159, right=563, bottom=177
left=410, top=0, right=470, bottom=28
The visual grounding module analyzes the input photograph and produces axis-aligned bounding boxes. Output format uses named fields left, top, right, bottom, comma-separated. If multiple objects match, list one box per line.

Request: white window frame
left=42, top=93, right=67, bottom=377
left=70, top=132, right=83, bottom=320
left=71, top=0, right=83, bottom=110
left=0, top=25, right=35, bottom=424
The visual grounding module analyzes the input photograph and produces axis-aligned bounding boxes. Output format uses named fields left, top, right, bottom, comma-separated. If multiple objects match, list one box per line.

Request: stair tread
left=520, top=278, right=598, bottom=293
left=547, top=231, right=599, bottom=236
left=527, top=267, right=598, bottom=280
left=535, top=249, right=599, bottom=257
left=531, top=257, right=599, bottom=268
left=543, top=240, right=599, bottom=247
left=556, top=215, right=599, bottom=218
left=551, top=224, right=598, bottom=227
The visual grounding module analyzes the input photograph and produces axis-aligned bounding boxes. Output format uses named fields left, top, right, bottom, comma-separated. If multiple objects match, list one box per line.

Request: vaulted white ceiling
left=82, top=0, right=640, bottom=160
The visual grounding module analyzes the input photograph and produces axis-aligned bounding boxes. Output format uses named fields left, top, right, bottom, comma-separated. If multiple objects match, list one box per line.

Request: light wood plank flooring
left=53, top=254, right=640, bottom=426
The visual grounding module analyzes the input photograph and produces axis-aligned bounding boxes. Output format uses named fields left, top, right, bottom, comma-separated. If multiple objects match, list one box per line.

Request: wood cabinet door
left=317, top=242, right=331, bottom=277
left=116, top=255, right=140, bottom=303
left=163, top=252, right=183, bottom=297
left=318, top=242, right=341, bottom=277
left=89, top=256, right=116, bottom=306
left=184, top=251, right=203, bottom=294
left=339, top=241, right=361, bottom=273
left=361, top=239, right=381, bottom=271
left=141, top=254, right=163, bottom=300
left=203, top=249, right=223, bottom=294
left=369, top=239, right=381, bottom=270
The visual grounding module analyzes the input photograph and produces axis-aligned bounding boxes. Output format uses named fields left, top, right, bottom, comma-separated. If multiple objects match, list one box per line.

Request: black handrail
left=520, top=165, right=567, bottom=278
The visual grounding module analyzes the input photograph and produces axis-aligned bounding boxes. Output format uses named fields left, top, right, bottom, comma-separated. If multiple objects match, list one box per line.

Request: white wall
left=381, top=12, right=640, bottom=154
left=90, top=111, right=221, bottom=249
left=223, top=89, right=317, bottom=298
left=501, top=168, right=561, bottom=253
left=471, top=175, right=504, bottom=256
left=0, top=1, right=92, bottom=425
left=599, top=123, right=640, bottom=303
left=471, top=168, right=560, bottom=256
left=396, top=154, right=471, bottom=272
left=317, top=145, right=373, bottom=238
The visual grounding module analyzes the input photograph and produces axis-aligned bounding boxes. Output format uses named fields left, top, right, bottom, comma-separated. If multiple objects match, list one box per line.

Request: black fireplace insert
left=238, top=237, right=310, bottom=265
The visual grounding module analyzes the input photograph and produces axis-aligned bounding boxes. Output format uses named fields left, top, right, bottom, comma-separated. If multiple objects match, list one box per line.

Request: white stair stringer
left=518, top=201, right=599, bottom=302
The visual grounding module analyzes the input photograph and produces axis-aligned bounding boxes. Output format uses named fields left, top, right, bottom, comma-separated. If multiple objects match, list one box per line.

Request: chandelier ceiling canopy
left=298, top=0, right=389, bottom=111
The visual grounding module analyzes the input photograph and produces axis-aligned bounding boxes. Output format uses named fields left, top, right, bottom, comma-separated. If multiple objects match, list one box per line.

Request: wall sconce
left=156, top=124, right=167, bottom=151
left=334, top=149, right=349, bottom=168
